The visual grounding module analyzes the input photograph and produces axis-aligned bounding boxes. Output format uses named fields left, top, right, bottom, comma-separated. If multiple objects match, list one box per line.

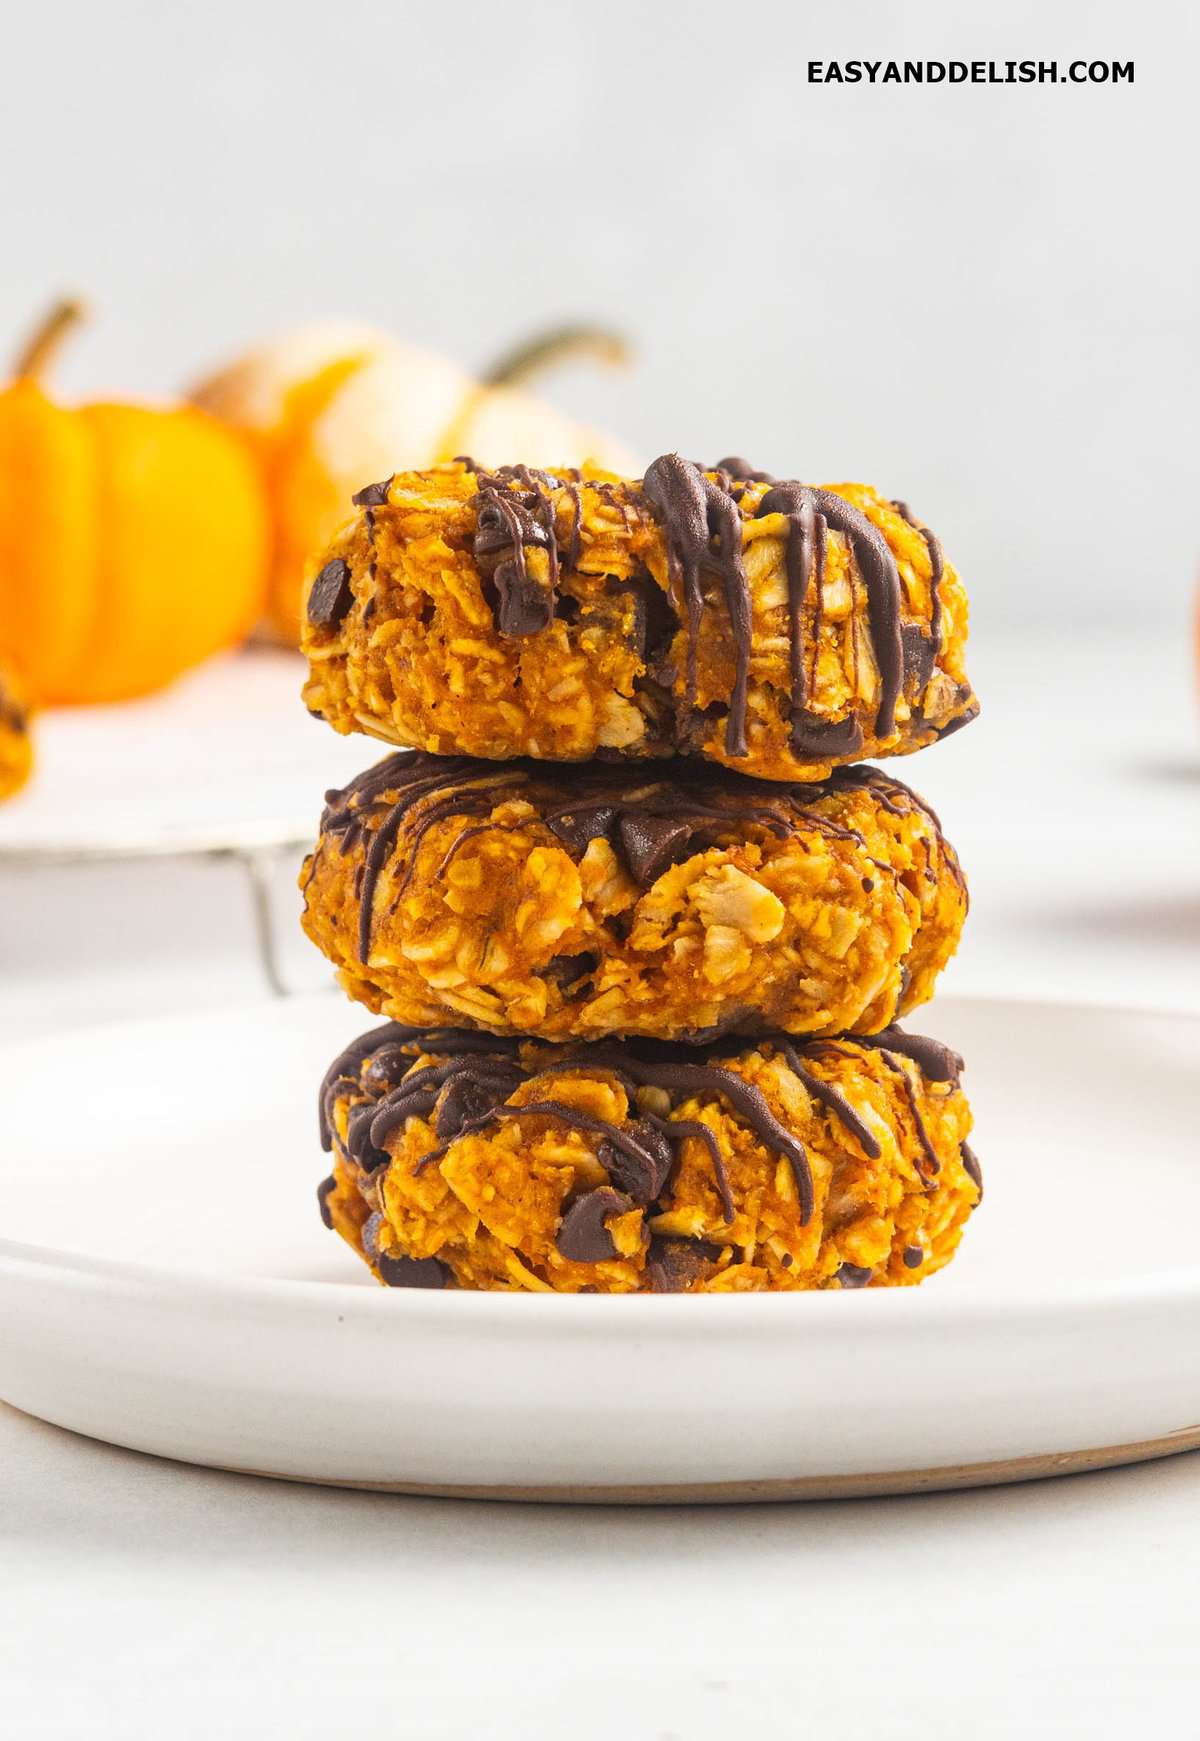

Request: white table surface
left=2, top=625, right=1198, bottom=1737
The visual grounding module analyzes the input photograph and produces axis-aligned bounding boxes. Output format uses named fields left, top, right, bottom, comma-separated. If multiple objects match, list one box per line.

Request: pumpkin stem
left=481, top=324, right=630, bottom=390
left=12, top=297, right=88, bottom=382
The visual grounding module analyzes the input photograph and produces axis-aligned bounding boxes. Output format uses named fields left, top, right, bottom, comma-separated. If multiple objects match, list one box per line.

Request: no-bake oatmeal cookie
left=301, top=752, right=967, bottom=1042
left=317, top=1020, right=981, bottom=1293
left=300, top=455, right=978, bottom=782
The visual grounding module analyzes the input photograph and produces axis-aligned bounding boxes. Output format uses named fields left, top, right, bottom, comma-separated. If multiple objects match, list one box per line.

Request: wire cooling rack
left=0, top=649, right=372, bottom=996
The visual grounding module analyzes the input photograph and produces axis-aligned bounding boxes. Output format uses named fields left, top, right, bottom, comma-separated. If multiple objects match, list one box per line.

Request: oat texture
left=301, top=461, right=978, bottom=782
left=317, top=1022, right=980, bottom=1293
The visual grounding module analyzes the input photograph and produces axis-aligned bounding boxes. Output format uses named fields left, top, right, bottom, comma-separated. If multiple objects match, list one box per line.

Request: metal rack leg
left=238, top=847, right=290, bottom=998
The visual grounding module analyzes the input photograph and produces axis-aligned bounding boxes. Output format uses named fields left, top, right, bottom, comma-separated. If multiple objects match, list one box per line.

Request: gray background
left=2, top=0, right=1194, bottom=631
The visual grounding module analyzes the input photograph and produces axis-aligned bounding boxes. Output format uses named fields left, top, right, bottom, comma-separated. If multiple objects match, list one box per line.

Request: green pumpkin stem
left=13, top=297, right=88, bottom=382
left=481, top=324, right=629, bottom=391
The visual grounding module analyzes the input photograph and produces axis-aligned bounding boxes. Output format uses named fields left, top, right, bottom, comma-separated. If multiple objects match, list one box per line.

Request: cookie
left=316, top=1019, right=981, bottom=1293
left=301, top=753, right=967, bottom=1042
left=300, top=456, right=978, bottom=782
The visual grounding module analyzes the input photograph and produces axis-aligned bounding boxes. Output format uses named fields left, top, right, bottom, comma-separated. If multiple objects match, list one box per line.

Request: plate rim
left=4, top=989, right=1198, bottom=1323
left=4, top=1233, right=1199, bottom=1328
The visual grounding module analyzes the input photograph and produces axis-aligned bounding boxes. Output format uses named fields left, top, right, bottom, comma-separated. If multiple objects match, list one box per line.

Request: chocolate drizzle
left=439, top=455, right=954, bottom=762
left=317, top=1019, right=969, bottom=1285
left=851, top=1025, right=963, bottom=1084
left=318, top=755, right=510, bottom=964
left=643, top=454, right=754, bottom=757
left=812, top=1024, right=964, bottom=1187
left=757, top=484, right=904, bottom=741
left=471, top=465, right=565, bottom=637
left=892, top=498, right=944, bottom=657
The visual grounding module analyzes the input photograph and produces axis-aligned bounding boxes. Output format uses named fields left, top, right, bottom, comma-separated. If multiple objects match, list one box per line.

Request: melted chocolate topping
left=852, top=1025, right=963, bottom=1083
left=317, top=1014, right=960, bottom=1259
left=643, top=454, right=753, bottom=757
left=712, top=458, right=776, bottom=484
left=810, top=1024, right=964, bottom=1188
left=471, top=465, right=567, bottom=637
left=892, top=498, right=945, bottom=656
left=757, top=484, right=904, bottom=740
left=439, top=456, right=948, bottom=761
left=317, top=751, right=954, bottom=969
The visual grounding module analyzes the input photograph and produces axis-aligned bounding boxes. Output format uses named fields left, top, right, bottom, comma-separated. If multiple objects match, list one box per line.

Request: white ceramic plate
left=1, top=995, right=1197, bottom=1502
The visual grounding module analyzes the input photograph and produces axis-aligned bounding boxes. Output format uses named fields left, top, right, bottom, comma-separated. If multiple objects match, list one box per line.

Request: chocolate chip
left=900, top=621, right=937, bottom=698
left=604, top=908, right=637, bottom=943
left=598, top=1121, right=674, bottom=1206
left=617, top=815, right=693, bottom=887
left=546, top=805, right=617, bottom=856
left=681, top=1007, right=756, bottom=1044
left=646, top=1235, right=724, bottom=1293
left=788, top=709, right=864, bottom=759
left=307, top=558, right=354, bottom=628
left=351, top=477, right=393, bottom=508
left=495, top=561, right=554, bottom=636
left=835, top=1262, right=873, bottom=1289
left=903, top=1244, right=923, bottom=1269
left=556, top=1187, right=633, bottom=1263
left=961, top=1141, right=984, bottom=1202
left=316, top=1174, right=337, bottom=1229
left=540, top=952, right=599, bottom=995
left=376, top=1250, right=448, bottom=1288
left=362, top=1211, right=384, bottom=1261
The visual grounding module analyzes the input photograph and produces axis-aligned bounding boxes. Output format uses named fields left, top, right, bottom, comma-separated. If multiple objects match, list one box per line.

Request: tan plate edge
left=141, top=1423, right=1200, bottom=1504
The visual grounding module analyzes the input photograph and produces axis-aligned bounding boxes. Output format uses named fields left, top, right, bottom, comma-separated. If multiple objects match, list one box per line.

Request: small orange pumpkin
left=0, top=300, right=269, bottom=705
left=193, top=322, right=635, bottom=645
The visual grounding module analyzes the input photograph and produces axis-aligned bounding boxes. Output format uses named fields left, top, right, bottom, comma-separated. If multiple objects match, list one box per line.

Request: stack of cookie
left=298, top=455, right=982, bottom=1293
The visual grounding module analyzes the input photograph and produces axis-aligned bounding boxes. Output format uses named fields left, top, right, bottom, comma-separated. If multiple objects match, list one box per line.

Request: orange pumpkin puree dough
left=300, top=456, right=978, bottom=783
left=316, top=1021, right=981, bottom=1293
left=301, top=753, right=966, bottom=1043
left=0, top=661, right=33, bottom=799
